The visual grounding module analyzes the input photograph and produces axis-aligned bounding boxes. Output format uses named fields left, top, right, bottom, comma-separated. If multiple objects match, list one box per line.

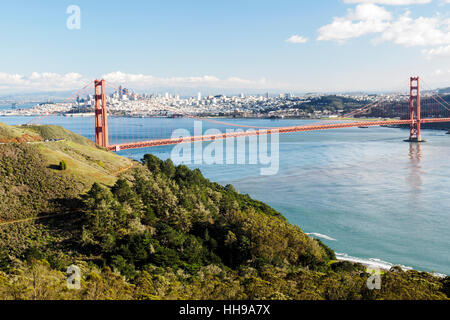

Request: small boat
left=358, top=126, right=369, bottom=129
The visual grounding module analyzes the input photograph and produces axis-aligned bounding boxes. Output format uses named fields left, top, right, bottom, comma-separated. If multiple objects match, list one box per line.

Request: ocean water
left=1, top=116, right=449, bottom=275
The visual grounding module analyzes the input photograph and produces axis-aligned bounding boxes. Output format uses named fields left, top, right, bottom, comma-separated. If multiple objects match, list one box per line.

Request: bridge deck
left=107, top=118, right=450, bottom=151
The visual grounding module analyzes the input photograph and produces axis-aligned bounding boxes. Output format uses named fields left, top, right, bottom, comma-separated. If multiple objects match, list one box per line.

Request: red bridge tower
left=407, top=76, right=423, bottom=142
left=94, top=79, right=109, bottom=148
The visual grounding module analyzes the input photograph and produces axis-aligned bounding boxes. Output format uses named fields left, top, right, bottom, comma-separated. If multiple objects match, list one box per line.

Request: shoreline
left=0, top=112, right=437, bottom=121
left=335, top=253, right=408, bottom=272
left=336, top=252, right=447, bottom=278
left=307, top=233, right=447, bottom=278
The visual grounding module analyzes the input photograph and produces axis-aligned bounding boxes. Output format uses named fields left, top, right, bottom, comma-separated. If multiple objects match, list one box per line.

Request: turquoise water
left=1, top=116, right=449, bottom=275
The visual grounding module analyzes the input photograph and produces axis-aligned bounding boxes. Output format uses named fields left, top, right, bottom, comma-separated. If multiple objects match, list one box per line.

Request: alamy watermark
left=67, top=265, right=81, bottom=290
left=66, top=5, right=81, bottom=30
left=366, top=267, right=381, bottom=290
left=170, top=121, right=279, bottom=176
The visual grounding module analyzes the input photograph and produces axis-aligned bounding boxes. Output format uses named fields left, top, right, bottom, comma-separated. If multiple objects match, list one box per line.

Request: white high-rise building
left=197, top=92, right=202, bottom=101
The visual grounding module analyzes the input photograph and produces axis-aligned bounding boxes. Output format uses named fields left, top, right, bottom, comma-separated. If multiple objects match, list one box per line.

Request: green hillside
left=26, top=124, right=94, bottom=146
left=0, top=122, right=448, bottom=300
left=0, top=122, right=41, bottom=143
left=0, top=123, right=133, bottom=222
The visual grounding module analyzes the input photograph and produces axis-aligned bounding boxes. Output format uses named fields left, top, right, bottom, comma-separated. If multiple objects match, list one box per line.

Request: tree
left=111, top=179, right=140, bottom=210
left=441, top=277, right=450, bottom=298
left=161, top=159, right=176, bottom=179
left=81, top=183, right=128, bottom=252
left=142, top=154, right=162, bottom=174
left=59, top=160, right=67, bottom=171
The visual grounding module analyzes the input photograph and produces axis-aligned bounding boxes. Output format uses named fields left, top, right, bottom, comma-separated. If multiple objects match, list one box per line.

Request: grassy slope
left=0, top=123, right=41, bottom=143
left=0, top=122, right=133, bottom=221
left=25, top=125, right=94, bottom=147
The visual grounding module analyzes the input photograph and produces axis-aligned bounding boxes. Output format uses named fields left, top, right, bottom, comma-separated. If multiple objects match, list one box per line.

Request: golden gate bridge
left=26, top=77, right=450, bottom=151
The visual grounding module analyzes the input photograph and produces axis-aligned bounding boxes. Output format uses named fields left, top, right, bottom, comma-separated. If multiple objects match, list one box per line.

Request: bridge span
left=106, top=118, right=450, bottom=152
left=26, top=76, right=450, bottom=150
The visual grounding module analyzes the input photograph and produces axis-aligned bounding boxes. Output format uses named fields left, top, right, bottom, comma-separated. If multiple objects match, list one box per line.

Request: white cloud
left=317, top=4, right=392, bottom=41
left=376, top=12, right=450, bottom=46
left=429, top=69, right=450, bottom=82
left=286, top=35, right=309, bottom=43
left=344, top=0, right=431, bottom=5
left=422, top=44, right=450, bottom=58
left=0, top=72, right=86, bottom=92
left=0, top=71, right=276, bottom=93
left=351, top=3, right=393, bottom=20
left=102, top=71, right=269, bottom=89
left=318, top=4, right=450, bottom=47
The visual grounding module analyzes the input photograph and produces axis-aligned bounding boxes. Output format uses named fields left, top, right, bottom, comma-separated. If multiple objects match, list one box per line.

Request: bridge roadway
left=106, top=118, right=450, bottom=151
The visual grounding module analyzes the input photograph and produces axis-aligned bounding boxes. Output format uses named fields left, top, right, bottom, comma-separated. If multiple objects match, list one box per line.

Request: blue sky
left=1, top=0, right=450, bottom=94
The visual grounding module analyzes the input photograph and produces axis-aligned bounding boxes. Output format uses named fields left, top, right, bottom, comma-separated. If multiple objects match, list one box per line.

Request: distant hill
left=299, top=95, right=369, bottom=112
left=438, top=87, right=450, bottom=94
left=264, top=95, right=369, bottom=114
left=0, top=122, right=448, bottom=300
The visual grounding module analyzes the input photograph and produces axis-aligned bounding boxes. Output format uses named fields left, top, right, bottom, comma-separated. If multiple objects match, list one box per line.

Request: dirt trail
left=114, top=162, right=135, bottom=176
left=0, top=213, right=71, bottom=227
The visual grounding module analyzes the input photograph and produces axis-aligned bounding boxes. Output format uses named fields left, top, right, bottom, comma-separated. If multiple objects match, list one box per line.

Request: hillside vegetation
left=0, top=122, right=41, bottom=143
left=264, top=95, right=370, bottom=115
left=0, top=124, right=133, bottom=222
left=0, top=122, right=448, bottom=300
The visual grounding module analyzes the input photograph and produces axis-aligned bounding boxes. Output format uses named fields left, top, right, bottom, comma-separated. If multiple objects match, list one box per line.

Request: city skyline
left=1, top=0, right=450, bottom=94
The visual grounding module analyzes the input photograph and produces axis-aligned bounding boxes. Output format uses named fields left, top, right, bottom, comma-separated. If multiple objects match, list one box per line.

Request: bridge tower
left=94, top=79, right=109, bottom=148
left=407, top=76, right=423, bottom=142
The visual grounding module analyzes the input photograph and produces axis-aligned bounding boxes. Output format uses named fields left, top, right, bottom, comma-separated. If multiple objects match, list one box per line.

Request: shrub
left=59, top=160, right=67, bottom=171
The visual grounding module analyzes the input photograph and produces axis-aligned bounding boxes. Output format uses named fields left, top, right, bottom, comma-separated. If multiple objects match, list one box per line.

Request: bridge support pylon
left=94, top=79, right=109, bottom=148
left=405, top=76, right=425, bottom=143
